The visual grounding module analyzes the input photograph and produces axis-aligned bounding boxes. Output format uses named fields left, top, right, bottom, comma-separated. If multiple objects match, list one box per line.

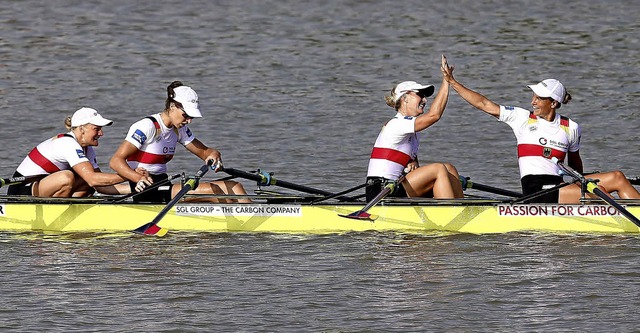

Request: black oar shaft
left=340, top=175, right=405, bottom=220
left=222, top=168, right=354, bottom=201
left=592, top=187, right=640, bottom=227
left=555, top=158, right=640, bottom=228
left=468, top=181, right=522, bottom=198
left=133, top=162, right=212, bottom=235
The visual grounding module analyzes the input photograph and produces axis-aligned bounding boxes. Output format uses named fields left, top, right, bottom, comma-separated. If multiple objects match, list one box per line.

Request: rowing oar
left=109, top=173, right=182, bottom=204
left=132, top=161, right=213, bottom=237
left=0, top=174, right=47, bottom=188
left=459, top=176, right=522, bottom=198
left=553, top=157, right=640, bottom=228
left=222, top=167, right=356, bottom=201
left=339, top=175, right=405, bottom=221
left=311, top=182, right=367, bottom=204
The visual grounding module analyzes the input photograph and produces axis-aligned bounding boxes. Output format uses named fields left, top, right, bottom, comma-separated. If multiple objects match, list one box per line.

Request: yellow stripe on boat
left=1, top=199, right=639, bottom=234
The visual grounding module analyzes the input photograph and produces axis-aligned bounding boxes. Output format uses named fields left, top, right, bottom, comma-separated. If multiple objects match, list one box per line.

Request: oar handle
left=0, top=174, right=47, bottom=188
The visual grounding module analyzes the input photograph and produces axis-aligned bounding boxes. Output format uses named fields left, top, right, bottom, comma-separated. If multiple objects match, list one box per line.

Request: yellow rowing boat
left=1, top=196, right=639, bottom=235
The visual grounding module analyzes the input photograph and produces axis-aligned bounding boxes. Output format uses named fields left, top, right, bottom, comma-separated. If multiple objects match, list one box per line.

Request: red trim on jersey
left=517, top=144, right=566, bottom=161
left=559, top=115, right=569, bottom=127
left=27, top=148, right=60, bottom=174
left=370, top=147, right=411, bottom=166
left=128, top=150, right=174, bottom=164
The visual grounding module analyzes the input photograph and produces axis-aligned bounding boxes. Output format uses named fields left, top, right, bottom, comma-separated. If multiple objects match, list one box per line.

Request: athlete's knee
left=442, top=162, right=459, bottom=175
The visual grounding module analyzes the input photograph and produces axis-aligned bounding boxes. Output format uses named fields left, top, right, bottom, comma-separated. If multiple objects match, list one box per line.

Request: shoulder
left=52, top=134, right=82, bottom=148
left=131, top=115, right=159, bottom=129
left=499, top=105, right=530, bottom=121
left=560, top=114, right=581, bottom=132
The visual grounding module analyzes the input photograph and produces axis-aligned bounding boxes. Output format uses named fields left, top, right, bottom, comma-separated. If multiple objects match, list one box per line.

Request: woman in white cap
left=110, top=81, right=249, bottom=203
left=365, top=55, right=464, bottom=201
left=441, top=56, right=640, bottom=203
left=7, top=107, right=134, bottom=197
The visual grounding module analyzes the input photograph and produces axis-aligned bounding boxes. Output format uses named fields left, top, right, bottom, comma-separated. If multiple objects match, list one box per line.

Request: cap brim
left=184, top=107, right=202, bottom=118
left=91, top=117, right=113, bottom=126
left=418, top=85, right=435, bottom=98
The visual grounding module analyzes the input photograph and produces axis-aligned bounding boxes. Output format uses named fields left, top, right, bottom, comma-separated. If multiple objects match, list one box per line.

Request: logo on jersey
left=539, top=137, right=548, bottom=145
left=185, top=127, right=193, bottom=137
left=543, top=147, right=552, bottom=158
left=131, top=130, right=147, bottom=145
left=76, top=149, right=86, bottom=159
left=505, top=106, right=515, bottom=110
left=403, top=116, right=413, bottom=120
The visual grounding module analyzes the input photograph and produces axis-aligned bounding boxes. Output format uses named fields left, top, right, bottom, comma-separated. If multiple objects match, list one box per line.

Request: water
left=1, top=0, right=639, bottom=331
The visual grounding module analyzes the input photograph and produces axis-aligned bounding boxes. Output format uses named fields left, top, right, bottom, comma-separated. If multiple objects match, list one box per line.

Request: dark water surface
left=1, top=0, right=639, bottom=331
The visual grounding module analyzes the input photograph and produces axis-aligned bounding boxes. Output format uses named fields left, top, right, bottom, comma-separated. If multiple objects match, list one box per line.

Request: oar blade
left=132, top=222, right=169, bottom=237
left=339, top=211, right=378, bottom=221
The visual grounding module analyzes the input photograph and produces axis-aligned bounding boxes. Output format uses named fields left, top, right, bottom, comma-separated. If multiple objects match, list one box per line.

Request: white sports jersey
left=124, top=114, right=196, bottom=174
left=499, top=105, right=581, bottom=178
left=367, top=113, right=419, bottom=180
left=15, top=132, right=98, bottom=176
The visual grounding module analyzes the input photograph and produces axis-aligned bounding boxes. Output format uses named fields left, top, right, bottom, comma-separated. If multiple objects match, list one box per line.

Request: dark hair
left=165, top=80, right=184, bottom=110
left=556, top=92, right=572, bottom=109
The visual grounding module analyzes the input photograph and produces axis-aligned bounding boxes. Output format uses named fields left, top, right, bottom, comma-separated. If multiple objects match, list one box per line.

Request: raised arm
left=414, top=55, right=451, bottom=132
left=441, top=55, right=501, bottom=118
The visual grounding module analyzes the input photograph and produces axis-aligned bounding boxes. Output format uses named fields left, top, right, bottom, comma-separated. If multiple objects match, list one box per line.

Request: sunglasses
left=408, top=91, right=426, bottom=99
left=181, top=110, right=194, bottom=121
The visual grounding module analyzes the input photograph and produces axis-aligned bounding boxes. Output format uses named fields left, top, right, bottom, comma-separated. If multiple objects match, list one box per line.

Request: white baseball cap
left=71, top=107, right=113, bottom=127
left=173, top=86, right=202, bottom=118
left=393, top=81, right=435, bottom=103
left=528, top=79, right=566, bottom=103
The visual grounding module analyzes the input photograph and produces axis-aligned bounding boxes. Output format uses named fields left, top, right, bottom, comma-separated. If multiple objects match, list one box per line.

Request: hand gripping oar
left=0, top=174, right=47, bottom=188
left=339, top=175, right=405, bottom=221
left=553, top=157, right=640, bottom=228
left=108, top=173, right=182, bottom=204
left=132, top=162, right=213, bottom=236
left=459, top=176, right=522, bottom=198
left=221, top=167, right=356, bottom=201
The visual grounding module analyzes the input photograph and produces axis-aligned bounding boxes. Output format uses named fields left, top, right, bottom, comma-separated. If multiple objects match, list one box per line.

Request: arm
left=441, top=55, right=501, bottom=118
left=71, top=161, right=127, bottom=187
left=110, top=141, right=150, bottom=183
left=414, top=55, right=451, bottom=132
left=567, top=151, right=584, bottom=174
left=185, top=138, right=222, bottom=171
left=414, top=77, right=449, bottom=132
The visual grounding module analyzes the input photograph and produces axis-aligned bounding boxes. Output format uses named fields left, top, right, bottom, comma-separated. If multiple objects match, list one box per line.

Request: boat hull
left=1, top=200, right=639, bottom=234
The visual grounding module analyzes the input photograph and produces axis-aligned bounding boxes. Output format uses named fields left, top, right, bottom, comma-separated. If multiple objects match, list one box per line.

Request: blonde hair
left=384, top=85, right=402, bottom=110
left=64, top=116, right=73, bottom=130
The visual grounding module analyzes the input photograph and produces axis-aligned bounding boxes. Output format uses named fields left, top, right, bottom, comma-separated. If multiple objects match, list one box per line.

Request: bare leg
left=33, top=171, right=76, bottom=197
left=585, top=171, right=640, bottom=199
left=173, top=180, right=251, bottom=203
left=443, top=162, right=464, bottom=198
left=558, top=170, right=640, bottom=203
left=403, top=163, right=462, bottom=199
